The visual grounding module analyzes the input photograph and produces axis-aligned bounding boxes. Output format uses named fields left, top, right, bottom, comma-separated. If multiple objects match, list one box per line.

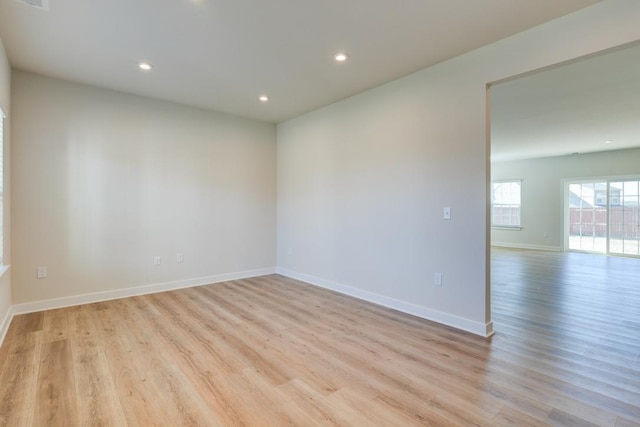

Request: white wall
left=277, top=0, right=640, bottom=336
left=0, top=35, right=11, bottom=340
left=11, top=71, right=277, bottom=304
left=492, top=148, right=640, bottom=250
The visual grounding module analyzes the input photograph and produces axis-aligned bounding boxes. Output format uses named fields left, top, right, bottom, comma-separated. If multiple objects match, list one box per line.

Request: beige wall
left=0, top=35, right=11, bottom=333
left=492, top=148, right=640, bottom=250
left=11, top=71, right=277, bottom=304
left=4, top=0, right=640, bottom=337
left=277, top=0, right=640, bottom=336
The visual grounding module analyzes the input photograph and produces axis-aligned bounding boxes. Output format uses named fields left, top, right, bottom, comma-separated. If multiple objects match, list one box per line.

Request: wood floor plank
left=325, top=387, right=430, bottom=427
left=90, top=301, right=180, bottom=425
left=112, top=297, right=224, bottom=426
left=616, top=416, right=640, bottom=427
left=41, top=309, right=68, bottom=344
left=9, top=312, right=44, bottom=336
left=34, top=340, right=78, bottom=426
left=491, top=404, right=551, bottom=427
left=546, top=407, right=602, bottom=427
left=67, top=305, right=127, bottom=426
left=131, top=294, right=249, bottom=426
left=0, top=343, right=40, bottom=426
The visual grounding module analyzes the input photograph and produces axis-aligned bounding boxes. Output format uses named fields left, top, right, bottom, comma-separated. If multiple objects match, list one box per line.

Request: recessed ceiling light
left=259, top=95, right=270, bottom=102
left=604, top=140, right=613, bottom=144
left=15, top=0, right=49, bottom=10
left=138, top=62, right=153, bottom=71
left=334, top=52, right=349, bottom=62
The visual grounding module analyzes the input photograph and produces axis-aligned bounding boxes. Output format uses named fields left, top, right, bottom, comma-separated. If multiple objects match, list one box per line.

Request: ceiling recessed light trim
left=604, top=140, right=613, bottom=144
left=259, top=95, right=270, bottom=102
left=138, top=62, right=153, bottom=71
left=334, top=52, right=349, bottom=62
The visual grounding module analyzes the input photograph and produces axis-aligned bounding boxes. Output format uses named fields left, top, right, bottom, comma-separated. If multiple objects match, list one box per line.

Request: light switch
left=443, top=207, right=451, bottom=220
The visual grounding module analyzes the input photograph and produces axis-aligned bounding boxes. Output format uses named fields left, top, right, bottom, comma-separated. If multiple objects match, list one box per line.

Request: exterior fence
left=569, top=207, right=640, bottom=238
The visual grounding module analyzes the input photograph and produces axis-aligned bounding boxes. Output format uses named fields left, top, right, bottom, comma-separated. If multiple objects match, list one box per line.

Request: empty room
left=1, top=0, right=639, bottom=425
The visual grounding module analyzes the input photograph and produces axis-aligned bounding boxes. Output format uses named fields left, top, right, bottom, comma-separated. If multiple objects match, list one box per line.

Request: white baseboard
left=491, top=242, right=562, bottom=252
left=2, top=265, right=494, bottom=347
left=277, top=267, right=494, bottom=338
left=0, top=305, right=14, bottom=349
left=10, top=267, right=277, bottom=316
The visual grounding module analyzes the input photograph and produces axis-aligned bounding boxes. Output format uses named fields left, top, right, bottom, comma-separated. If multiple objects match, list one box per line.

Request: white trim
left=277, top=267, right=494, bottom=338
left=10, top=267, right=276, bottom=316
left=0, top=264, right=10, bottom=348
left=491, top=242, right=562, bottom=252
left=3, top=265, right=495, bottom=346
left=0, top=304, right=14, bottom=348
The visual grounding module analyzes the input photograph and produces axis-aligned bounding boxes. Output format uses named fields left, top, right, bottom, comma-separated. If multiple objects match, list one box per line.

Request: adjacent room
left=491, top=42, right=640, bottom=255
left=0, top=0, right=639, bottom=425
left=489, top=38, right=640, bottom=426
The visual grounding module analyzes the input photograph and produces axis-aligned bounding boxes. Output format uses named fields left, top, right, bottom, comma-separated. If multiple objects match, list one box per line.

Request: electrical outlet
left=434, top=273, right=442, bottom=286
left=153, top=256, right=161, bottom=266
left=176, top=253, right=184, bottom=263
left=37, top=266, right=47, bottom=279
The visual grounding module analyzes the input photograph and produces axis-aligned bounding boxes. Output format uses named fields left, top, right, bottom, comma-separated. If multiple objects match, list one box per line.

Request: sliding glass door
left=568, top=182, right=607, bottom=253
left=567, top=179, right=640, bottom=256
left=609, top=180, right=640, bottom=256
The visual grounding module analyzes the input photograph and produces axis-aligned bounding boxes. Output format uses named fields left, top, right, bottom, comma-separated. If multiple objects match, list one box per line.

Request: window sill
left=492, top=226, right=522, bottom=231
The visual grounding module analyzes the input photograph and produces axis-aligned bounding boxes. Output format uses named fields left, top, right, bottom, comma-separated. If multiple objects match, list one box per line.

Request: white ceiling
left=0, top=0, right=601, bottom=124
left=491, top=42, right=640, bottom=162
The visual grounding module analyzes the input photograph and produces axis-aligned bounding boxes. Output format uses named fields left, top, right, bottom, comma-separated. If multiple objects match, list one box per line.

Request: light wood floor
left=1, top=248, right=639, bottom=426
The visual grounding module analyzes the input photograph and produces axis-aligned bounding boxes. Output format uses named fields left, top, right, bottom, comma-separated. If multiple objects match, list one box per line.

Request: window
left=492, top=180, right=521, bottom=228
